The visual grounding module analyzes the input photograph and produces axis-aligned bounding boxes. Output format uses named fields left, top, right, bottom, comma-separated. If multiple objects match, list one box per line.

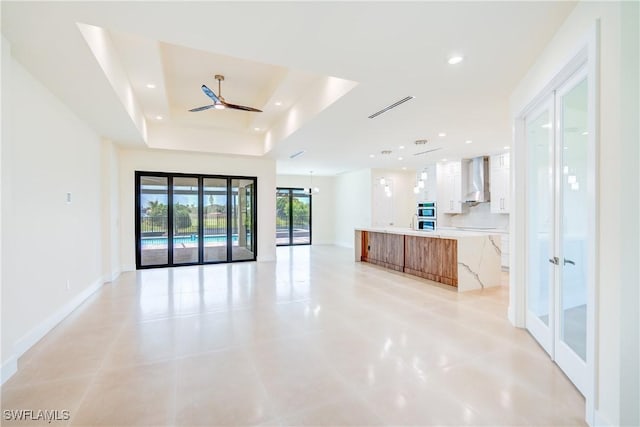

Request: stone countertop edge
left=355, top=227, right=503, bottom=239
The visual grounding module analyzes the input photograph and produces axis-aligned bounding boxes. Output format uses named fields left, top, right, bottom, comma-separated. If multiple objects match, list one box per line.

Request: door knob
left=563, top=258, right=575, bottom=266
left=548, top=257, right=559, bottom=265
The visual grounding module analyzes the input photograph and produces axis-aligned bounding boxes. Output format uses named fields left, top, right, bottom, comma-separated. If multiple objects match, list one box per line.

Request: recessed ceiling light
left=254, top=127, right=261, bottom=131
left=399, top=145, right=405, bottom=150
left=275, top=101, right=282, bottom=106
left=438, top=132, right=446, bottom=137
left=442, top=158, right=448, bottom=162
left=447, top=55, right=464, bottom=65
left=369, top=154, right=375, bottom=158
left=146, top=83, right=156, bottom=89
left=402, top=167, right=407, bottom=170
left=504, top=146, right=510, bottom=150
left=155, top=115, right=163, bottom=120
left=465, top=140, right=473, bottom=144
left=398, top=157, right=403, bottom=161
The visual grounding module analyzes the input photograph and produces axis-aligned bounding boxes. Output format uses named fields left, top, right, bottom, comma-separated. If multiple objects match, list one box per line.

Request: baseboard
left=5, top=277, right=104, bottom=384
left=101, top=270, right=121, bottom=284
left=121, top=263, right=136, bottom=272
left=1, top=356, right=17, bottom=385
left=594, top=409, right=614, bottom=426
left=334, top=241, right=354, bottom=249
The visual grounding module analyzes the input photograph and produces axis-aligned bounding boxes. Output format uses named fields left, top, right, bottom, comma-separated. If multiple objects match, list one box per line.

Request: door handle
left=548, top=256, right=559, bottom=265
left=563, top=258, right=575, bottom=266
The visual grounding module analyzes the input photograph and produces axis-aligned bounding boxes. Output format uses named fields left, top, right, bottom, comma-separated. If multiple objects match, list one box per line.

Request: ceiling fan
left=189, top=74, right=262, bottom=113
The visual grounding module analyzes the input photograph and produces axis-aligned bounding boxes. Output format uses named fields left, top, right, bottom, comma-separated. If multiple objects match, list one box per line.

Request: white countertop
left=356, top=226, right=503, bottom=239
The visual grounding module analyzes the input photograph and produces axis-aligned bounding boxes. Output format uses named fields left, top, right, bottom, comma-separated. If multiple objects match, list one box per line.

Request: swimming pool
left=141, top=235, right=242, bottom=247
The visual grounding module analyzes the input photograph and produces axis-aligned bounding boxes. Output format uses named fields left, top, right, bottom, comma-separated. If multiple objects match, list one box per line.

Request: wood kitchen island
left=354, top=227, right=502, bottom=291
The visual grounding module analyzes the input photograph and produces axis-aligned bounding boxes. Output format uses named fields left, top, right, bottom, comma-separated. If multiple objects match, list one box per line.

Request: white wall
left=1, top=40, right=104, bottom=378
left=371, top=169, right=416, bottom=229
left=509, top=2, right=639, bottom=425
left=276, top=175, right=335, bottom=245
left=118, top=148, right=277, bottom=269
left=333, top=169, right=371, bottom=248
left=101, top=140, right=120, bottom=282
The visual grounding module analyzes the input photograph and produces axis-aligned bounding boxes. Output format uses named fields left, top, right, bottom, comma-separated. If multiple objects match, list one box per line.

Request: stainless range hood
left=464, top=156, right=490, bottom=203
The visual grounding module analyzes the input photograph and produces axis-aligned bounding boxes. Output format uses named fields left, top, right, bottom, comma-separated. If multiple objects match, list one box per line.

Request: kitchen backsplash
left=438, top=202, right=509, bottom=230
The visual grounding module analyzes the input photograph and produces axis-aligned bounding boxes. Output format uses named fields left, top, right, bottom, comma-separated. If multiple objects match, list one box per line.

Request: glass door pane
left=203, top=178, right=228, bottom=263
left=231, top=178, right=256, bottom=261
left=276, top=189, right=291, bottom=245
left=139, top=176, right=169, bottom=266
left=172, top=177, right=199, bottom=264
left=291, top=189, right=311, bottom=244
left=559, top=76, right=588, bottom=362
left=526, top=99, right=555, bottom=354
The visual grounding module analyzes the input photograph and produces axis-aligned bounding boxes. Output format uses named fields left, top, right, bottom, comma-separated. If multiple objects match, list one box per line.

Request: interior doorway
left=523, top=61, right=595, bottom=398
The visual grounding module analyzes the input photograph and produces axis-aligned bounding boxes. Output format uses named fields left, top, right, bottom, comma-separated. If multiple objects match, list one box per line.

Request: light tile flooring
left=1, top=245, right=585, bottom=426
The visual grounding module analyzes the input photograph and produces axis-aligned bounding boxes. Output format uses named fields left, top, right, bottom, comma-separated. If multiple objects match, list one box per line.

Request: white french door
left=525, top=64, right=592, bottom=396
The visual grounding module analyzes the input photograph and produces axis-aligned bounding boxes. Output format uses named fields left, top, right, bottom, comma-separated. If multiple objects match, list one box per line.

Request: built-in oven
left=417, top=201, right=437, bottom=220
left=417, top=219, right=437, bottom=231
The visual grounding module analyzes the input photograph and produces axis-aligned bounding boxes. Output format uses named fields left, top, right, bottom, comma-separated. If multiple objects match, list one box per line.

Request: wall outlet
left=66, top=192, right=72, bottom=204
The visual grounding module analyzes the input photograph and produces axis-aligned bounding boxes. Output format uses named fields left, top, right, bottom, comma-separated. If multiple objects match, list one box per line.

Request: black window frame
left=276, top=187, right=312, bottom=247
left=135, top=171, right=258, bottom=269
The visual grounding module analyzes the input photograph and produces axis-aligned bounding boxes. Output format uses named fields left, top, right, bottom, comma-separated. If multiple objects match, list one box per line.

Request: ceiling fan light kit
left=189, top=74, right=263, bottom=113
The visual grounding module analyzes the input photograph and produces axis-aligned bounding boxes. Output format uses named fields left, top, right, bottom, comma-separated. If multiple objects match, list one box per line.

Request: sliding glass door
left=276, top=188, right=311, bottom=246
left=136, top=172, right=257, bottom=268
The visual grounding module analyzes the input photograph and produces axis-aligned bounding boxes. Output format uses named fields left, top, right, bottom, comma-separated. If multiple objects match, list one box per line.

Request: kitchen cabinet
left=490, top=153, right=510, bottom=213
left=438, top=161, right=465, bottom=214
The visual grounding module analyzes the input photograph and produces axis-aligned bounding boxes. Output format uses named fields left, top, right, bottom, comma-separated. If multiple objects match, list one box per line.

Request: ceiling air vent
left=380, top=150, right=392, bottom=155
left=368, top=96, right=414, bottom=119
left=414, top=139, right=429, bottom=145
left=289, top=150, right=305, bottom=159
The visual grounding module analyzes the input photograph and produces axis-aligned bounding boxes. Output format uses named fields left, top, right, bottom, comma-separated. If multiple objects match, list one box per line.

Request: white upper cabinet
left=437, top=161, right=465, bottom=213
left=490, top=153, right=510, bottom=213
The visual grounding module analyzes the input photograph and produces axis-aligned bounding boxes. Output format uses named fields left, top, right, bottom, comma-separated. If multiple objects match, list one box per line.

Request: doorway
left=276, top=188, right=312, bottom=246
left=135, top=172, right=257, bottom=268
left=524, top=63, right=594, bottom=397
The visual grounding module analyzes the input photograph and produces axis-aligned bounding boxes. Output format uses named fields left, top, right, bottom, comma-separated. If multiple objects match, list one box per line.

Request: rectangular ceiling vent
left=289, top=150, right=305, bottom=159
left=368, top=96, right=414, bottom=119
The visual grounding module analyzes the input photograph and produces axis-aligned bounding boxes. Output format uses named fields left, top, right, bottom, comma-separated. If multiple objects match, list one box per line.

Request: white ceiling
left=1, top=1, right=576, bottom=176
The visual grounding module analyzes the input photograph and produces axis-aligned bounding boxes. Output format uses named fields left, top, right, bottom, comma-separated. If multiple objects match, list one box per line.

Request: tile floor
left=1, top=245, right=585, bottom=426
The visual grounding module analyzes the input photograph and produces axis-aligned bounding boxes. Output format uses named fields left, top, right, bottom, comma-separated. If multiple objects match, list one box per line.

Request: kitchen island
left=354, top=227, right=502, bottom=291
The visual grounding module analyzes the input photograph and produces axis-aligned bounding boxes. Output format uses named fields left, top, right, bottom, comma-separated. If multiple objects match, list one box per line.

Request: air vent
left=368, top=96, right=414, bottom=119
left=414, top=139, right=429, bottom=145
left=380, top=150, right=392, bottom=155
left=413, top=147, right=442, bottom=156
left=289, top=150, right=305, bottom=159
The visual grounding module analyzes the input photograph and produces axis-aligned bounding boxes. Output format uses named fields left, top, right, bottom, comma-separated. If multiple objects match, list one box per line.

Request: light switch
left=66, top=192, right=72, bottom=204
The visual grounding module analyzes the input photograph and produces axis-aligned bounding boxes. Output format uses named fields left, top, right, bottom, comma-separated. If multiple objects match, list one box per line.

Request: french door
left=135, top=172, right=257, bottom=268
left=525, top=64, right=592, bottom=395
left=276, top=188, right=311, bottom=246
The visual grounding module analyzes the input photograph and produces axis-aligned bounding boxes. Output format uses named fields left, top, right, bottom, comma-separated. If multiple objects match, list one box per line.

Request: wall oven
left=417, top=201, right=437, bottom=220
left=417, top=219, right=437, bottom=231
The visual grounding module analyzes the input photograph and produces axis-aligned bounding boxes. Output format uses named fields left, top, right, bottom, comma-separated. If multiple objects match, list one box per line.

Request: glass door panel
left=526, top=98, right=555, bottom=355
left=231, top=179, right=255, bottom=261
left=139, top=176, right=169, bottom=266
left=291, top=190, right=311, bottom=244
left=203, top=178, right=228, bottom=263
left=172, top=177, right=199, bottom=264
left=558, top=75, right=589, bottom=362
left=276, top=189, right=291, bottom=245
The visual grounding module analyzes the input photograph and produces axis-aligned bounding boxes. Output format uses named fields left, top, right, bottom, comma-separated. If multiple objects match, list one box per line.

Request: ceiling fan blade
left=189, top=105, right=216, bottom=112
left=201, top=85, right=221, bottom=103
left=223, top=102, right=263, bottom=113
left=413, top=147, right=442, bottom=156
